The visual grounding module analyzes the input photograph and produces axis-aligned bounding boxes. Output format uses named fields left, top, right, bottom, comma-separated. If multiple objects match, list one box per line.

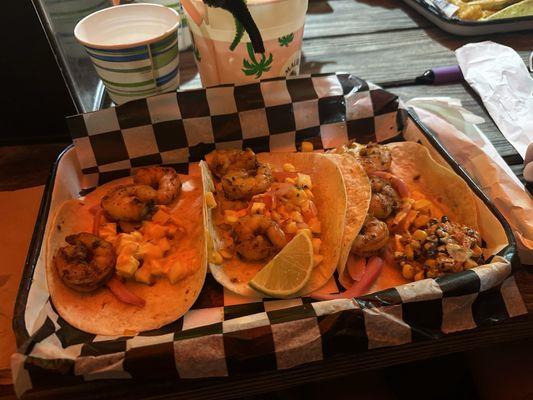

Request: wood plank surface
left=306, top=0, right=431, bottom=38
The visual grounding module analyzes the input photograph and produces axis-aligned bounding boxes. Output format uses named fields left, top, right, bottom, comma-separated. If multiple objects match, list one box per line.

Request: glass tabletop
left=33, top=0, right=114, bottom=112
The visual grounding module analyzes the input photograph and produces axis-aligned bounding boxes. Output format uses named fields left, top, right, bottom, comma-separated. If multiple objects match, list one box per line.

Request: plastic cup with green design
left=181, top=0, right=308, bottom=87
left=74, top=3, right=180, bottom=105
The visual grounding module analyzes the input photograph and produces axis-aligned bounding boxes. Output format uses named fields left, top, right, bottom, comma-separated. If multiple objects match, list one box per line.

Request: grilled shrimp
left=352, top=217, right=390, bottom=256
left=369, top=176, right=400, bottom=219
left=358, top=143, right=392, bottom=174
left=222, top=164, right=273, bottom=200
left=133, top=166, right=181, bottom=205
left=101, top=184, right=156, bottom=222
left=233, top=215, right=287, bottom=261
left=205, top=149, right=258, bottom=179
left=54, top=232, right=115, bottom=292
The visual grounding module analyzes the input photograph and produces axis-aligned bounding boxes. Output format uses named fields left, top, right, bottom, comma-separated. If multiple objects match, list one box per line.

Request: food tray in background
left=11, top=74, right=523, bottom=399
left=402, top=0, right=533, bottom=35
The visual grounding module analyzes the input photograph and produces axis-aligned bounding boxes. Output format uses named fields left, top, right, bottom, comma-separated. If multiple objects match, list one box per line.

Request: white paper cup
left=182, top=0, right=308, bottom=87
left=75, top=4, right=181, bottom=104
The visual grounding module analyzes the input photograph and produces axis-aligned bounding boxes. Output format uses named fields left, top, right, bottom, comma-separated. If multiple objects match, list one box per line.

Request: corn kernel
left=283, top=163, right=296, bottom=173
left=414, top=215, right=430, bottom=228
left=414, top=271, right=425, bottom=281
left=472, top=245, right=482, bottom=257
left=313, top=254, right=324, bottom=267
left=205, top=192, right=217, bottom=209
left=304, top=189, right=314, bottom=200
left=405, top=244, right=414, bottom=260
left=301, top=141, right=314, bottom=152
left=291, top=211, right=304, bottom=223
left=309, top=219, right=321, bottom=234
left=312, top=238, right=321, bottom=254
left=251, top=202, right=266, bottom=214
left=224, top=210, right=239, bottom=224
left=464, top=259, right=478, bottom=269
left=402, top=264, right=415, bottom=280
left=286, top=221, right=298, bottom=234
left=219, top=249, right=233, bottom=259
left=414, top=199, right=432, bottom=211
left=425, top=259, right=436, bottom=268
left=413, top=229, right=428, bottom=242
left=297, top=174, right=313, bottom=190
left=285, top=177, right=296, bottom=184
left=209, top=251, right=223, bottom=265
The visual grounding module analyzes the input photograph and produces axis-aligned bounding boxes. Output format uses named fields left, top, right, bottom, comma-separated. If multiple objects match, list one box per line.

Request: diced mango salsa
left=134, top=266, right=153, bottom=285
left=116, top=254, right=140, bottom=278
left=142, top=221, right=168, bottom=240
left=224, top=210, right=239, bottom=224
left=148, top=258, right=165, bottom=276
left=138, top=242, right=164, bottom=259
left=168, top=260, right=187, bottom=284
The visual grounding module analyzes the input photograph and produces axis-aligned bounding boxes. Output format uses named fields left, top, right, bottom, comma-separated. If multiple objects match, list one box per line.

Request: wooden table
left=1, top=0, right=532, bottom=398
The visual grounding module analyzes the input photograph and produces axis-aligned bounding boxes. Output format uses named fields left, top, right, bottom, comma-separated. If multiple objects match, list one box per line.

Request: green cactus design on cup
left=242, top=43, right=273, bottom=78
left=278, top=33, right=294, bottom=47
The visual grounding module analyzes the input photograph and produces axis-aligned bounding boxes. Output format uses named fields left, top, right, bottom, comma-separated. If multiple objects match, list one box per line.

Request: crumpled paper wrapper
left=456, top=41, right=533, bottom=160
left=407, top=97, right=533, bottom=264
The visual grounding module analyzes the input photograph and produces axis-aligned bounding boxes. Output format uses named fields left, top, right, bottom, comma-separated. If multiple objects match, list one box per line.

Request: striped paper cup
left=75, top=4, right=180, bottom=105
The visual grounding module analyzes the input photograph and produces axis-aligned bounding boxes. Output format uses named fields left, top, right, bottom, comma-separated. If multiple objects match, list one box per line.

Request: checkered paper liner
left=12, top=73, right=526, bottom=397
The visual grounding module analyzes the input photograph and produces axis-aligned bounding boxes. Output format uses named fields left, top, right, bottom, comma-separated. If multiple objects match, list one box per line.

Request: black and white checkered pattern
left=11, top=74, right=527, bottom=397
left=13, top=262, right=526, bottom=396
left=65, top=74, right=400, bottom=189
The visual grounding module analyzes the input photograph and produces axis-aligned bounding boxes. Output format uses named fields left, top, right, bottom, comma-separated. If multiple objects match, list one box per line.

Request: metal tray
left=402, top=0, right=533, bottom=35
left=12, top=108, right=518, bottom=399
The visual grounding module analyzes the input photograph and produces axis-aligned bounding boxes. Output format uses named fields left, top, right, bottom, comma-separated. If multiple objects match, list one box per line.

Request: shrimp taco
left=47, top=167, right=207, bottom=335
left=324, top=141, right=484, bottom=299
left=200, top=149, right=352, bottom=298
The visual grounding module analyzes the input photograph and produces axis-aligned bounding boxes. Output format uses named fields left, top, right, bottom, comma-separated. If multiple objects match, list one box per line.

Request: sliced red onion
left=347, top=254, right=366, bottom=282
left=106, top=276, right=145, bottom=308
left=310, top=256, right=384, bottom=300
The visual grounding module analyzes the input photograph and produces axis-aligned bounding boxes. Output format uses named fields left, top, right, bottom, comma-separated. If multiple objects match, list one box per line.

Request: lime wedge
left=485, top=0, right=533, bottom=19
left=249, top=232, right=314, bottom=298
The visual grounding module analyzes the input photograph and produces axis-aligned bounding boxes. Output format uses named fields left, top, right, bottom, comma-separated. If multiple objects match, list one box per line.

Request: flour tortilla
left=201, top=153, right=347, bottom=298
left=324, top=154, right=371, bottom=286
left=334, top=141, right=480, bottom=293
left=388, top=142, right=478, bottom=229
left=46, top=175, right=207, bottom=336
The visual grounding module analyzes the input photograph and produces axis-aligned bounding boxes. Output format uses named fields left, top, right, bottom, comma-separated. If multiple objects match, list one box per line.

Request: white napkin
left=455, top=42, right=533, bottom=163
